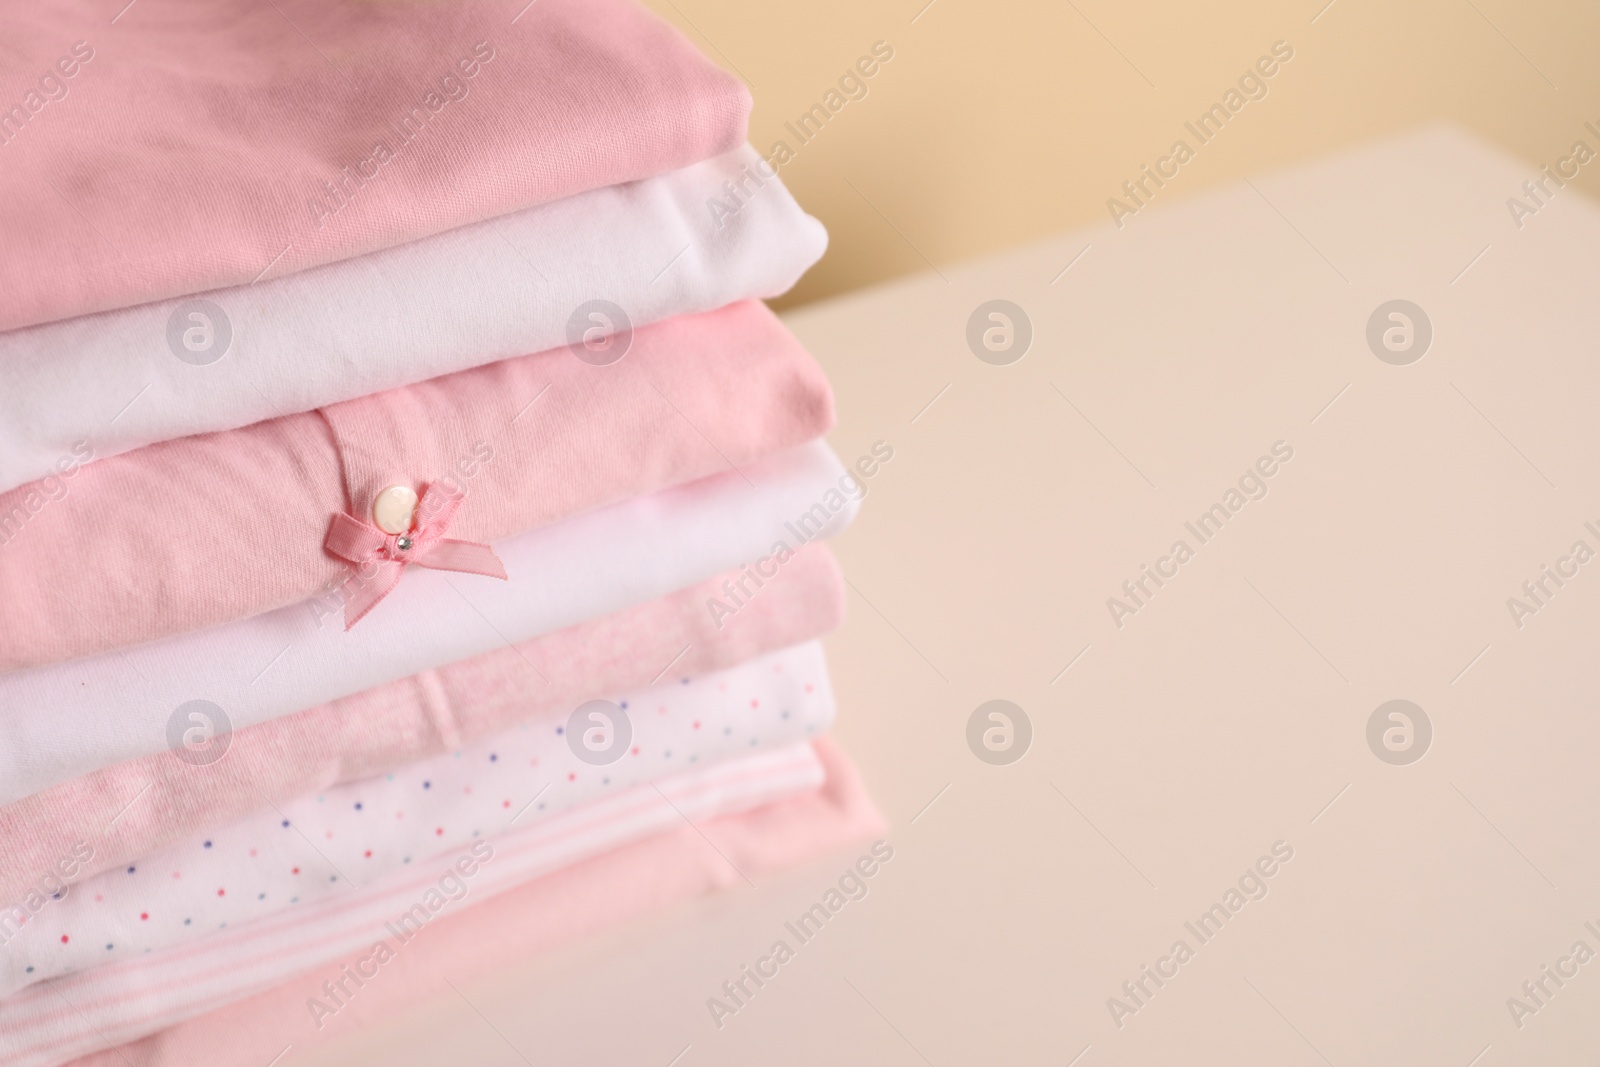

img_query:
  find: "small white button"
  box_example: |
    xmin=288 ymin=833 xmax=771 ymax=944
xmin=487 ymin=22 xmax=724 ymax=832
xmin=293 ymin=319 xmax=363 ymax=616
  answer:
xmin=372 ymin=485 xmax=418 ymax=535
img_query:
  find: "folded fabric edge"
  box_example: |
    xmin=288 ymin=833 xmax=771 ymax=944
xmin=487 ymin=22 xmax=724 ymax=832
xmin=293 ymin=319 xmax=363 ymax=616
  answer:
xmin=0 ymin=144 xmax=826 ymax=498
xmin=0 ymin=438 xmax=859 ymax=806
xmin=0 ymin=640 xmax=837 ymax=999
xmin=56 ymin=738 xmax=882 ymax=1067
xmin=0 ymin=544 xmax=846 ymax=906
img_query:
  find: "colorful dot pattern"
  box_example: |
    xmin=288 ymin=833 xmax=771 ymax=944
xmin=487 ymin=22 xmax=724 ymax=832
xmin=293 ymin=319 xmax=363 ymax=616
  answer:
xmin=0 ymin=642 xmax=831 ymax=994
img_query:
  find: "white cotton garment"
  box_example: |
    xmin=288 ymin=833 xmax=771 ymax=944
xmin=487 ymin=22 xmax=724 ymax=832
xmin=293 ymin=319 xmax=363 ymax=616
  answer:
xmin=0 ymin=144 xmax=823 ymax=496
xmin=0 ymin=440 xmax=858 ymax=807
xmin=0 ymin=641 xmax=834 ymax=998
xmin=0 ymin=742 xmax=827 ymax=1067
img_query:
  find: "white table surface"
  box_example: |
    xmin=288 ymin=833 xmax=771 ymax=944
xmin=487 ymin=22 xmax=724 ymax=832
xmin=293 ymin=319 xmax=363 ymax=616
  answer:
xmin=317 ymin=124 xmax=1600 ymax=1066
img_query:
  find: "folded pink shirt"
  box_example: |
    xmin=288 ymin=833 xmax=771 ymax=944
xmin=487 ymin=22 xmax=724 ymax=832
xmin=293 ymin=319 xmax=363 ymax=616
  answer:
xmin=0 ymin=300 xmax=832 ymax=670
xmin=59 ymin=739 xmax=883 ymax=1067
xmin=0 ymin=0 xmax=749 ymax=331
xmin=0 ymin=544 xmax=845 ymax=906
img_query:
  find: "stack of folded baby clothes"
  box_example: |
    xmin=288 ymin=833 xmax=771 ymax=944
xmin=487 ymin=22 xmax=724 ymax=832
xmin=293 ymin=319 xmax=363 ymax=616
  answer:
xmin=0 ymin=2 xmax=882 ymax=1064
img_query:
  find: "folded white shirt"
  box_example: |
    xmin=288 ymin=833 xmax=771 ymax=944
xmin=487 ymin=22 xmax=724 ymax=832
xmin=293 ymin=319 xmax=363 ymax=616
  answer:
xmin=0 ymin=641 xmax=834 ymax=997
xmin=0 ymin=144 xmax=824 ymax=495
xmin=0 ymin=440 xmax=857 ymax=806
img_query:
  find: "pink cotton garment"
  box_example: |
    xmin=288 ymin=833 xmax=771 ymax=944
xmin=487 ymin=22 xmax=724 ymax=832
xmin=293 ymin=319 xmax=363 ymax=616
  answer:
xmin=0 ymin=441 xmax=858 ymax=804
xmin=0 ymin=301 xmax=833 ymax=671
xmin=1 ymin=642 xmax=834 ymax=996
xmin=0 ymin=544 xmax=845 ymax=909
xmin=0 ymin=144 xmax=826 ymax=498
xmin=1 ymin=742 xmax=860 ymax=1067
xmin=0 ymin=0 xmax=749 ymax=332
xmin=59 ymin=739 xmax=882 ymax=1067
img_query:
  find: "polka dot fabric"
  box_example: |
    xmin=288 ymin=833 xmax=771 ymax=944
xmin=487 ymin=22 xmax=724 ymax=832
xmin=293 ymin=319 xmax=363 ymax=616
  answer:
xmin=0 ymin=642 xmax=832 ymax=996
xmin=0 ymin=742 xmax=833 ymax=1067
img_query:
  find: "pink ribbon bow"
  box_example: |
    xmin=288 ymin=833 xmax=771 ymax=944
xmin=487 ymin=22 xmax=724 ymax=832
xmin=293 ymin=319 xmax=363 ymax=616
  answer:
xmin=324 ymin=483 xmax=507 ymax=629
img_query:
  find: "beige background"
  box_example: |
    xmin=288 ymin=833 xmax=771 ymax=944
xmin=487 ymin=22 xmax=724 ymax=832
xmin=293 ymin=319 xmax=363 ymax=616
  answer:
xmin=643 ymin=0 xmax=1600 ymax=309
